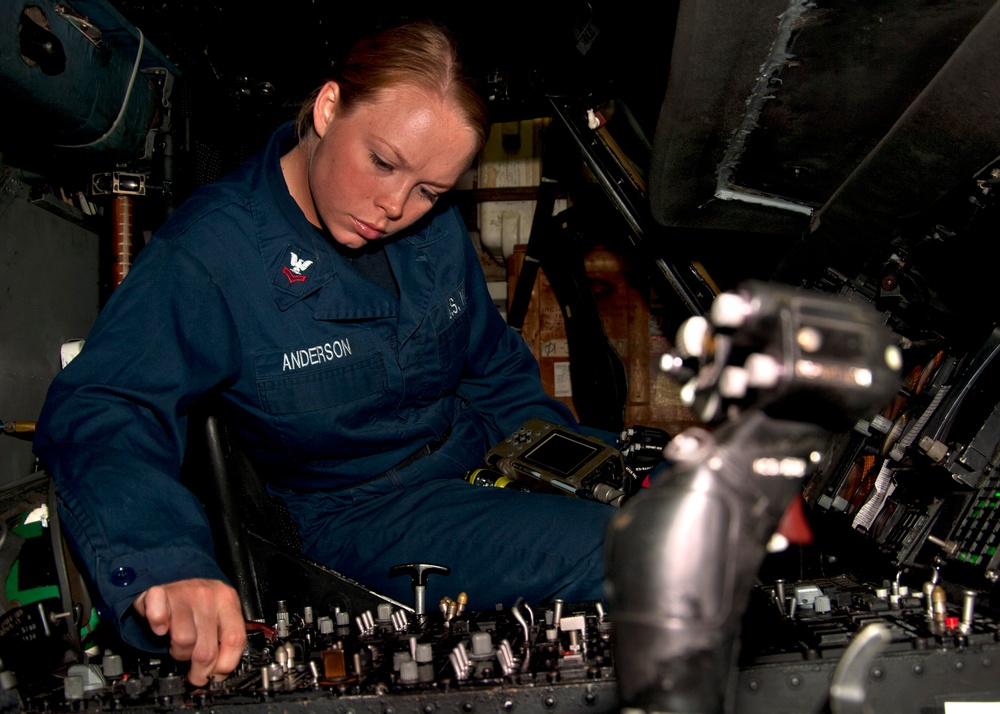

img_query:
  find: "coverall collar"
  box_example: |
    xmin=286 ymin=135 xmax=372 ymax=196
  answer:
xmin=251 ymin=122 xmax=452 ymax=327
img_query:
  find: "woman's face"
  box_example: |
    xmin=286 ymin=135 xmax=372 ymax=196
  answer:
xmin=303 ymin=81 xmax=479 ymax=249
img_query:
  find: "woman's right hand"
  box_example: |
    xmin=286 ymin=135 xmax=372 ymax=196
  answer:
xmin=133 ymin=578 xmax=247 ymax=685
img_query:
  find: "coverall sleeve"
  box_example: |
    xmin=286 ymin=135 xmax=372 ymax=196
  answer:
xmin=33 ymin=238 xmax=243 ymax=651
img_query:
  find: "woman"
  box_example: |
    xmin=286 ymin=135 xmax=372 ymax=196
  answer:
xmin=34 ymin=20 xmax=615 ymax=685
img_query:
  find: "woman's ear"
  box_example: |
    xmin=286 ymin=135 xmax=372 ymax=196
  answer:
xmin=312 ymin=80 xmax=340 ymax=139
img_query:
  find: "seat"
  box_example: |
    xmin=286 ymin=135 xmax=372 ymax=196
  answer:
xmin=180 ymin=411 xmax=410 ymax=623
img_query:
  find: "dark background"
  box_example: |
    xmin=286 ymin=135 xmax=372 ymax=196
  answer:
xmin=4 ymin=0 xmax=1000 ymax=340
xmin=102 ymin=2 xmax=676 ymax=179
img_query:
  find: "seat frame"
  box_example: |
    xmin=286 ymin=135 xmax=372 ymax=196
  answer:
xmin=181 ymin=412 xmax=411 ymax=622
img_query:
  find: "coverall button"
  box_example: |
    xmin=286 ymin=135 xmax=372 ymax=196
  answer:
xmin=110 ymin=566 xmax=136 ymax=587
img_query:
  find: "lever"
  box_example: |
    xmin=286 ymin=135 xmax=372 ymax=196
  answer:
xmin=388 ymin=563 xmax=450 ymax=621
xmin=829 ymin=623 xmax=892 ymax=714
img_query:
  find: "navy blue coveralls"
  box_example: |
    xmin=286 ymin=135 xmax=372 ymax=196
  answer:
xmin=34 ymin=123 xmax=614 ymax=651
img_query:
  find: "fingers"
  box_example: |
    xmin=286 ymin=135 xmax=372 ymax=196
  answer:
xmin=133 ymin=579 xmax=247 ymax=686
xmin=214 ymin=588 xmax=249 ymax=676
xmin=133 ymin=585 xmax=171 ymax=636
xmin=186 ymin=585 xmax=247 ymax=684
xmin=167 ymin=595 xmax=200 ymax=667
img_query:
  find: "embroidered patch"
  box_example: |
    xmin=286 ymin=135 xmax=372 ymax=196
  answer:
xmin=284 ymin=250 xmax=313 ymax=282
xmin=272 ymin=246 xmax=319 ymax=299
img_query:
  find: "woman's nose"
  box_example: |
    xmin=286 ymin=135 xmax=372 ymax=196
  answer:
xmin=377 ymin=183 xmax=407 ymax=220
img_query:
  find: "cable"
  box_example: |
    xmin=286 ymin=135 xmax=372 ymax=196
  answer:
xmin=55 ymin=29 xmax=146 ymax=149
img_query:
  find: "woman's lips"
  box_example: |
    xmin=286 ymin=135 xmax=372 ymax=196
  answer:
xmin=353 ymin=217 xmax=386 ymax=240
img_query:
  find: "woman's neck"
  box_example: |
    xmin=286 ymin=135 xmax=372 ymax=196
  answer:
xmin=280 ymin=140 xmax=321 ymax=228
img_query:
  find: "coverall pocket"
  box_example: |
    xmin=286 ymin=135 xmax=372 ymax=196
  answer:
xmin=256 ymin=352 xmax=386 ymax=415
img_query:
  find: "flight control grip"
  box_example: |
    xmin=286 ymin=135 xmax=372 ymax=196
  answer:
xmin=605 ymin=414 xmax=830 ymax=713
xmin=605 ymin=280 xmax=902 ymax=714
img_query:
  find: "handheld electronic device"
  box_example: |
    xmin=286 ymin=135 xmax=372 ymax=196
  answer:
xmin=483 ymin=419 xmax=628 ymax=506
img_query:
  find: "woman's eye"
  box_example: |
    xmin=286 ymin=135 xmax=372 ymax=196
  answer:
xmin=370 ymin=153 xmax=393 ymax=171
xmin=419 ymin=187 xmax=440 ymax=204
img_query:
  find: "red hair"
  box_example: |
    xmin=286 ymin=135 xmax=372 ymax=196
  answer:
xmin=296 ymin=20 xmax=489 ymax=152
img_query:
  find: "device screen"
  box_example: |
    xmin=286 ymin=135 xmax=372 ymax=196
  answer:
xmin=521 ymin=432 xmax=600 ymax=477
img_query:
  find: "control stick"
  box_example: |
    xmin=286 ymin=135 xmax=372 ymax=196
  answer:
xmin=605 ymin=281 xmax=901 ymax=713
